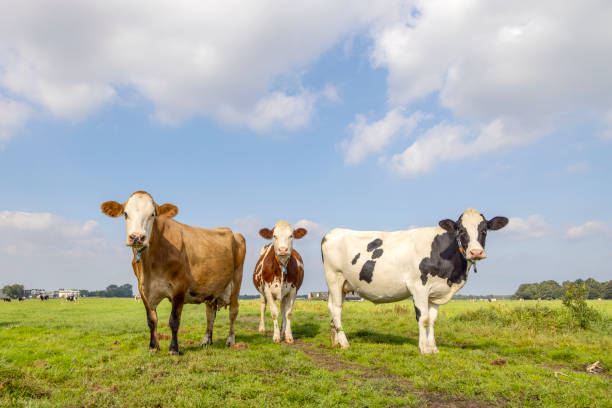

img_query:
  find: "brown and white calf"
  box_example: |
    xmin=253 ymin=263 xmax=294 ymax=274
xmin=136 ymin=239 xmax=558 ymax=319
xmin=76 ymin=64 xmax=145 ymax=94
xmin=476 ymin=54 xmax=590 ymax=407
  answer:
xmin=253 ymin=221 xmax=306 ymax=343
xmin=101 ymin=191 xmax=246 ymax=354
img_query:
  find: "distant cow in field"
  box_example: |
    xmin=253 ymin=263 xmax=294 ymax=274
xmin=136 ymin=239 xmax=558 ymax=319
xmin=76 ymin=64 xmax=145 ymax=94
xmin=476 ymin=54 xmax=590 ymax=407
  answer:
xmin=321 ymin=208 xmax=508 ymax=354
xmin=2 ymin=297 xmax=10 ymax=302
xmin=66 ymin=295 xmax=75 ymax=302
xmin=101 ymin=191 xmax=246 ymax=354
xmin=135 ymin=295 xmax=141 ymax=302
xmin=40 ymin=295 xmax=49 ymax=301
xmin=253 ymin=221 xmax=306 ymax=343
xmin=18 ymin=297 xmax=25 ymax=302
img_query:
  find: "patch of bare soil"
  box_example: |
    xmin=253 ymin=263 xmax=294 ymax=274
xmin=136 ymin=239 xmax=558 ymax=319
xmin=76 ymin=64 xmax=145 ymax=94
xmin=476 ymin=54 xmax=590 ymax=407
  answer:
xmin=230 ymin=342 xmax=249 ymax=350
xmin=292 ymin=340 xmax=501 ymax=408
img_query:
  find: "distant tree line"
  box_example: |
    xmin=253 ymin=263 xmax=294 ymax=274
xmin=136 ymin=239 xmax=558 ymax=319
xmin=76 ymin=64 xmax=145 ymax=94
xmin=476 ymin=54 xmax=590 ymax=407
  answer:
xmin=2 ymin=284 xmax=24 ymax=298
xmin=80 ymin=284 xmax=133 ymax=298
xmin=514 ymin=278 xmax=612 ymax=300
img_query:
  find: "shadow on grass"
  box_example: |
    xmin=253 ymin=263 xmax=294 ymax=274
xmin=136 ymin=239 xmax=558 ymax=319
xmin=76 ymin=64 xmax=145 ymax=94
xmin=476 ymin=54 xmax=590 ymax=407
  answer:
xmin=0 ymin=321 xmax=18 ymax=327
xmin=291 ymin=321 xmax=320 ymax=339
xmin=352 ymin=329 xmax=418 ymax=346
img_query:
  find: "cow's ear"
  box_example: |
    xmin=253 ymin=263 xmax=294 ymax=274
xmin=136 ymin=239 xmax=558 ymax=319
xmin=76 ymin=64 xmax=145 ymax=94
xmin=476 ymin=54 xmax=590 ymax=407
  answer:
xmin=487 ymin=216 xmax=508 ymax=230
xmin=158 ymin=203 xmax=178 ymax=218
xmin=293 ymin=228 xmax=307 ymax=239
xmin=259 ymin=228 xmax=274 ymax=239
xmin=101 ymin=201 xmax=124 ymax=218
xmin=438 ymin=219 xmax=456 ymax=233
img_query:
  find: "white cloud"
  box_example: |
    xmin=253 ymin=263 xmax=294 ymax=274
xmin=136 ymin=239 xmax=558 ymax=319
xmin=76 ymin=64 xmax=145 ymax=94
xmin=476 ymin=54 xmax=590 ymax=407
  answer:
xmin=366 ymin=0 xmax=612 ymax=174
xmin=502 ymin=215 xmax=550 ymax=239
xmin=600 ymin=109 xmax=612 ymax=140
xmin=0 ymin=96 xmax=31 ymax=142
xmin=389 ymin=118 xmax=537 ymax=176
xmin=219 ymin=86 xmax=338 ymax=133
xmin=0 ymin=1 xmax=403 ymax=137
xmin=232 ymin=215 xmax=262 ymax=238
xmin=294 ymin=219 xmax=328 ymax=239
xmin=566 ymin=162 xmax=591 ymax=174
xmin=342 ymin=109 xmax=425 ymax=164
xmin=564 ymin=221 xmax=607 ymax=240
xmin=0 ymin=210 xmax=111 ymax=257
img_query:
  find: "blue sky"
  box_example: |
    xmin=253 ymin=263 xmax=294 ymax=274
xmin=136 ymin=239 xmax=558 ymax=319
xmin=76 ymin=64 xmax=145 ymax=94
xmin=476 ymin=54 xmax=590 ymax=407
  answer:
xmin=1 ymin=1 xmax=611 ymax=295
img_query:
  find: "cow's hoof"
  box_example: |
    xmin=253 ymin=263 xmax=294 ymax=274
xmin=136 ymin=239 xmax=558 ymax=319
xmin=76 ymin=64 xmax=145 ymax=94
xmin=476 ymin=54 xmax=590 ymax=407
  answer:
xmin=340 ymin=343 xmax=350 ymax=349
xmin=272 ymin=336 xmax=281 ymax=343
xmin=225 ymin=335 xmax=235 ymax=347
xmin=149 ymin=347 xmax=159 ymax=353
xmin=258 ymin=325 xmax=265 ymax=333
xmin=168 ymin=350 xmax=180 ymax=356
xmin=201 ymin=337 xmax=212 ymax=347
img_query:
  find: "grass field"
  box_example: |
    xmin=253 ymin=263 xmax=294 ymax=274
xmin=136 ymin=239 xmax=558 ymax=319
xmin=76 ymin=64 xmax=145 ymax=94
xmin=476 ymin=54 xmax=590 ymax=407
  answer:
xmin=0 ymin=298 xmax=610 ymax=408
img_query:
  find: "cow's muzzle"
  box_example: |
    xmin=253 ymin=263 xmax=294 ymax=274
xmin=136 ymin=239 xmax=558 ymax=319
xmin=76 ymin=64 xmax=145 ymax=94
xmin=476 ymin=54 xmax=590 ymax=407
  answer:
xmin=468 ymin=248 xmax=486 ymax=261
xmin=127 ymin=233 xmax=147 ymax=247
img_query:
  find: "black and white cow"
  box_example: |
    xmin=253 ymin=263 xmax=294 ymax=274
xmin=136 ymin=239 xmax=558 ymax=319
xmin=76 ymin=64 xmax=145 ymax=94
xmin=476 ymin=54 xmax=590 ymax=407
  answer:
xmin=321 ymin=208 xmax=508 ymax=354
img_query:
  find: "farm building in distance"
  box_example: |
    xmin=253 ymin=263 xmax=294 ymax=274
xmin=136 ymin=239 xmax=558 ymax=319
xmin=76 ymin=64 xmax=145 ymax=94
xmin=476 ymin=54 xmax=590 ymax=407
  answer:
xmin=308 ymin=291 xmax=362 ymax=301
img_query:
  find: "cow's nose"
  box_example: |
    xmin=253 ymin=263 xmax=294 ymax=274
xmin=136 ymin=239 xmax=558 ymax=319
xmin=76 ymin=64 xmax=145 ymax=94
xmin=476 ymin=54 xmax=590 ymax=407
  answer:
xmin=469 ymin=249 xmax=485 ymax=259
xmin=277 ymin=247 xmax=289 ymax=255
xmin=129 ymin=234 xmax=145 ymax=244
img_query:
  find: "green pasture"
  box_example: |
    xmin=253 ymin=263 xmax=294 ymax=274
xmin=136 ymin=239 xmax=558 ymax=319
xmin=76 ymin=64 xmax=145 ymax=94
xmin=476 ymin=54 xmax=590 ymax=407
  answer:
xmin=0 ymin=298 xmax=610 ymax=407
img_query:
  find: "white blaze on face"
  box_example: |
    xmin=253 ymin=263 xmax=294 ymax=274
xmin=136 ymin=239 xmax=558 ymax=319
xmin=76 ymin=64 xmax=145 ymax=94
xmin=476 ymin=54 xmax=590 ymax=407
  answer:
xmin=123 ymin=193 xmax=156 ymax=247
xmin=272 ymin=221 xmax=294 ymax=263
xmin=459 ymin=208 xmax=487 ymax=260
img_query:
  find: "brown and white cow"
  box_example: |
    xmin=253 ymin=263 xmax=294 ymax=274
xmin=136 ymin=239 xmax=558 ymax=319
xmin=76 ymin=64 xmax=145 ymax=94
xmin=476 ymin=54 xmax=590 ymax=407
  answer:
xmin=253 ymin=221 xmax=306 ymax=343
xmin=101 ymin=191 xmax=246 ymax=354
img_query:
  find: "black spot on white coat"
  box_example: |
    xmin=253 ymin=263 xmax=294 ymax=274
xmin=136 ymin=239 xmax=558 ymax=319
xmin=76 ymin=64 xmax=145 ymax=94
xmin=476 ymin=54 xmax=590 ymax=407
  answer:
xmin=359 ymin=260 xmax=376 ymax=283
xmin=414 ymin=304 xmax=421 ymax=322
xmin=367 ymin=239 xmax=383 ymax=252
xmin=351 ymin=253 xmax=360 ymax=265
xmin=371 ymin=248 xmax=383 ymax=259
xmin=418 ymin=232 xmax=467 ymax=287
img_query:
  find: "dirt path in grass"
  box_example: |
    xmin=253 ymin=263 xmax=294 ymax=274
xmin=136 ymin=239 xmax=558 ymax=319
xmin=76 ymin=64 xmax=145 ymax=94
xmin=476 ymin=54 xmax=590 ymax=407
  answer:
xmin=290 ymin=339 xmax=501 ymax=408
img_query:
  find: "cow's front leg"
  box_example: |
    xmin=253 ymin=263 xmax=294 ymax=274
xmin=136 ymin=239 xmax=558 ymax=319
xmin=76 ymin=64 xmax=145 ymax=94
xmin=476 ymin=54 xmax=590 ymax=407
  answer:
xmin=168 ymin=296 xmax=184 ymax=355
xmin=264 ymin=287 xmax=280 ymax=343
xmin=426 ymin=303 xmax=439 ymax=353
xmin=414 ymin=297 xmax=433 ymax=354
xmin=201 ymin=303 xmax=216 ymax=346
xmin=258 ymin=294 xmax=266 ymax=333
xmin=145 ymin=306 xmax=159 ymax=352
xmin=281 ymin=292 xmax=296 ymax=344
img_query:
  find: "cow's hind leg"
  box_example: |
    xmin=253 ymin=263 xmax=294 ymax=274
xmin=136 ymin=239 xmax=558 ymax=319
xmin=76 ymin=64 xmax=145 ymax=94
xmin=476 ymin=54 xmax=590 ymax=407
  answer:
xmin=201 ymin=303 xmax=216 ymax=346
xmin=414 ymin=296 xmax=433 ymax=354
xmin=168 ymin=296 xmax=184 ymax=355
xmin=426 ymin=303 xmax=439 ymax=353
xmin=258 ymin=294 xmax=266 ymax=333
xmin=226 ymin=296 xmax=239 ymax=347
xmin=326 ymin=271 xmax=349 ymax=348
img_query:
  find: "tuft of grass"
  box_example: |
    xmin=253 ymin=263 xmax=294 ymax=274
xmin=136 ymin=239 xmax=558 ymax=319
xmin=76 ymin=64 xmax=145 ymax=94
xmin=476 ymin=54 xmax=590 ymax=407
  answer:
xmin=453 ymin=303 xmax=610 ymax=332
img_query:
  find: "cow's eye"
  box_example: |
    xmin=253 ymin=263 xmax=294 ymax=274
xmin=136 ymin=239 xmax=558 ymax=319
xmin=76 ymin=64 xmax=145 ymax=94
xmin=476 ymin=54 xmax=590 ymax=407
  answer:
xmin=273 ymin=235 xmax=277 ymax=239
xmin=123 ymin=213 xmax=128 ymax=219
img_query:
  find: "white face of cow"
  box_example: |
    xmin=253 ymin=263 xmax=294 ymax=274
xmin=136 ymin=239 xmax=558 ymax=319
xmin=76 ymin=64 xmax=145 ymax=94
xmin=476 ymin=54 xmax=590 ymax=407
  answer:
xmin=259 ymin=221 xmax=307 ymax=264
xmin=101 ymin=191 xmax=178 ymax=249
xmin=439 ymin=208 xmax=508 ymax=262
xmin=122 ymin=193 xmax=156 ymax=247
